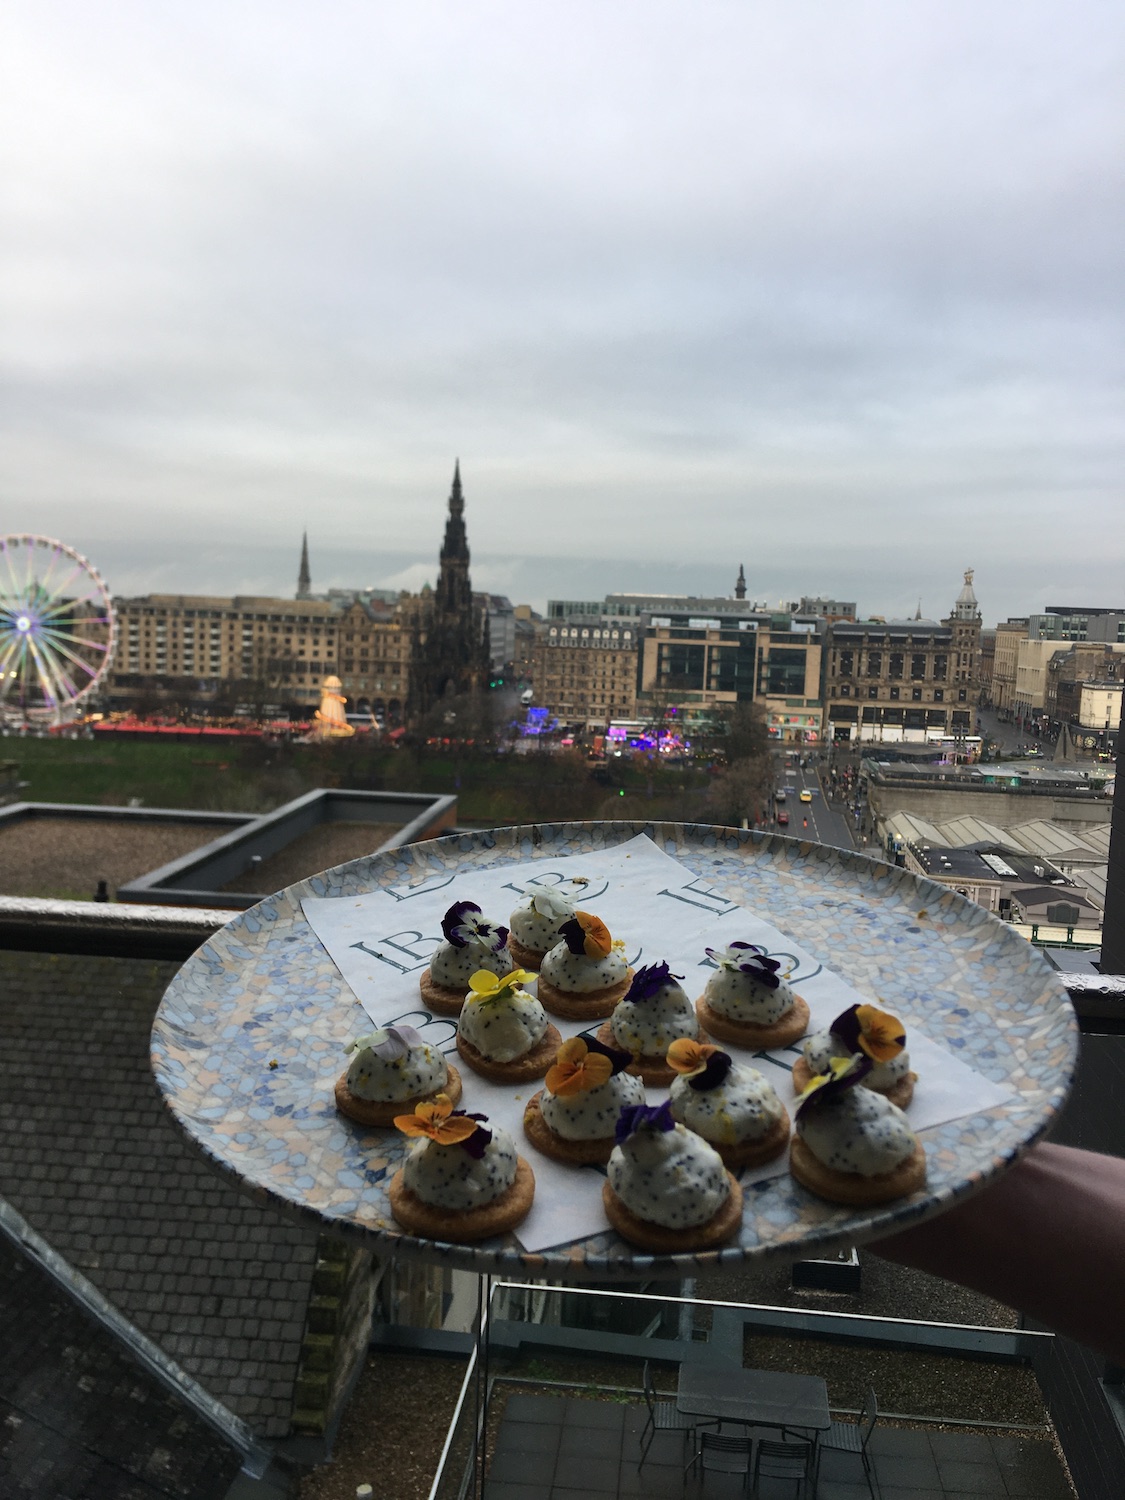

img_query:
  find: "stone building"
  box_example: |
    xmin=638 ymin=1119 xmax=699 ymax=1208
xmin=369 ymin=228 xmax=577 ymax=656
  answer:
xmin=992 ymin=618 xmax=1028 ymax=713
xmin=335 ymin=597 xmax=413 ymax=723
xmin=108 ymin=589 xmax=415 ymax=721
xmin=533 ymin=616 xmax=639 ymax=729
xmin=109 ymin=593 xmax=341 ymax=714
xmin=822 ymin=571 xmax=981 ymax=745
xmin=1045 ymin=644 xmax=1125 ymax=726
xmin=407 ymin=463 xmax=491 ymax=720
xmin=634 ymin=609 xmax=824 ymax=744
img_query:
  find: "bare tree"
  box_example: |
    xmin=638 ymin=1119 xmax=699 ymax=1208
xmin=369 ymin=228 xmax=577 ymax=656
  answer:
xmin=705 ymin=754 xmax=774 ymax=828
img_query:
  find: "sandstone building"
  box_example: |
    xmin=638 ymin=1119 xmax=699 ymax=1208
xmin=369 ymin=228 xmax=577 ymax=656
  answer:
xmin=822 ymin=571 xmax=982 ymax=745
xmin=533 ymin=616 xmax=639 ymax=728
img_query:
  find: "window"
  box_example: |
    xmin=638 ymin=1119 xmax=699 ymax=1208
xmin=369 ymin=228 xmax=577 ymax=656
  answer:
xmin=933 ymin=688 xmax=944 ymax=702
xmin=958 ymin=688 xmax=968 ymax=701
xmin=868 ymin=686 xmax=879 ymax=699
xmin=911 ymin=654 xmax=926 ymax=679
xmin=657 ymin=642 xmax=705 ymax=688
xmin=866 ymin=651 xmax=882 ymax=677
xmin=889 ymin=686 xmax=900 ymax=700
xmin=889 ymin=653 xmax=904 ymax=679
xmin=911 ymin=687 xmax=923 ymax=701
xmin=764 ymin=648 xmax=807 ymax=696
xmin=839 ymin=684 xmax=850 ymax=697
xmin=933 ymin=654 xmax=947 ymax=680
xmin=1046 ymin=902 xmax=1081 ymax=926
xmin=839 ymin=650 xmax=854 ymax=677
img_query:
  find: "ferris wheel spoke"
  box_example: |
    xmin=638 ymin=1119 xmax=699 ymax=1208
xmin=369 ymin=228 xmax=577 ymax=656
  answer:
xmin=35 ymin=632 xmax=100 ymax=682
xmin=24 ymin=639 xmax=62 ymax=708
xmin=25 ymin=628 xmax=73 ymax=708
xmin=1 ymin=543 xmax=25 ymax=608
xmin=0 ymin=634 xmax=23 ymax=678
xmin=38 ymin=576 xmax=103 ymax=619
xmin=29 ymin=636 xmax=80 ymax=707
xmin=38 ymin=621 xmax=111 ymax=651
xmin=35 ymin=541 xmax=66 ymax=600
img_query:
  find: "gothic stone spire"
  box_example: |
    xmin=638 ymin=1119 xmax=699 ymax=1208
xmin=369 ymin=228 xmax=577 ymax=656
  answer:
xmin=411 ymin=463 xmax=488 ymax=720
xmin=735 ymin=563 xmax=746 ymax=601
xmin=297 ymin=531 xmax=311 ymax=600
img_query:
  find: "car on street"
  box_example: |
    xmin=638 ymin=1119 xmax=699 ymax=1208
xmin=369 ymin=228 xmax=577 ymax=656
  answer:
xmin=799 ymin=789 xmax=813 ymax=803
xmin=775 ymin=789 xmax=787 ymax=803
xmin=777 ymin=809 xmax=790 ymax=826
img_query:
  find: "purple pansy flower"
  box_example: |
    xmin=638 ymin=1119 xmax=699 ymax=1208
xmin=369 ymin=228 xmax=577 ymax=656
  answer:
xmin=441 ymin=900 xmax=508 ymax=951
xmin=615 ymin=1099 xmax=676 ymax=1144
xmin=579 ymin=1030 xmax=632 ymax=1077
xmin=558 ymin=915 xmax=587 ymax=955
xmin=706 ymin=942 xmax=782 ymax=990
xmin=688 ymin=1049 xmax=734 ymax=1092
xmin=451 ymin=1109 xmax=494 ymax=1158
xmin=625 ymin=961 xmax=684 ymax=1004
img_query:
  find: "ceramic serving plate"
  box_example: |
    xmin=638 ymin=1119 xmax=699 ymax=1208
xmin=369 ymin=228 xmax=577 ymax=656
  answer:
xmin=151 ymin=821 xmax=1078 ymax=1281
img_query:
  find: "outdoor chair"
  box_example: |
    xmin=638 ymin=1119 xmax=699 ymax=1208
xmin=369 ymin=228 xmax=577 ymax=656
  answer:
xmin=815 ymin=1386 xmax=878 ymax=1496
xmin=751 ymin=1437 xmax=814 ymax=1498
xmin=686 ymin=1428 xmax=754 ymax=1486
xmin=639 ymin=1359 xmax=696 ymax=1466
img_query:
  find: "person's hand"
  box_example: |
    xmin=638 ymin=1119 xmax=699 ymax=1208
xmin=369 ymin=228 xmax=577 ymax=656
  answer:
xmin=871 ymin=1142 xmax=1125 ymax=1363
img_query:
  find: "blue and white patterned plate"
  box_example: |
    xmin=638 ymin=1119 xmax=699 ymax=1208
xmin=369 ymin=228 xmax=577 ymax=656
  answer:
xmin=151 ymin=821 xmax=1078 ymax=1281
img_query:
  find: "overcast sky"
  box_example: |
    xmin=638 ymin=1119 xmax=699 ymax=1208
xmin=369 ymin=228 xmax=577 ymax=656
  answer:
xmin=3 ymin=1 xmax=1123 ymax=624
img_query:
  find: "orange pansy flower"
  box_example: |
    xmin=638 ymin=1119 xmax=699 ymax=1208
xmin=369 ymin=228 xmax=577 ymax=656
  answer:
xmin=666 ymin=1038 xmax=722 ymax=1077
xmin=394 ymin=1093 xmax=479 ymax=1146
xmin=546 ymin=1037 xmax=613 ymax=1097
xmin=855 ymin=1004 xmax=906 ymax=1063
xmin=575 ymin=911 xmax=612 ymax=959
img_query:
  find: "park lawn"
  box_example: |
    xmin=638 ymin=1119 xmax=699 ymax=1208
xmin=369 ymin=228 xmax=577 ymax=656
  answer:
xmin=4 ymin=736 xmax=709 ymax=823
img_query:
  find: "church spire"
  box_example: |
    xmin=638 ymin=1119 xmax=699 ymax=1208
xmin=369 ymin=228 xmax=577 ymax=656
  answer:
xmin=441 ymin=460 xmax=469 ymax=565
xmin=297 ymin=531 xmax=311 ymax=600
xmin=734 ymin=564 xmax=746 ymax=601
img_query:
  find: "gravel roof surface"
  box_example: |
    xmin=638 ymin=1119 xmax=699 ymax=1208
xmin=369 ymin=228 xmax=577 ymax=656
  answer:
xmin=0 ymin=815 xmax=232 ymax=899
xmin=221 ymin=821 xmax=401 ymax=893
xmin=297 ymin=1352 xmax=467 ymax=1500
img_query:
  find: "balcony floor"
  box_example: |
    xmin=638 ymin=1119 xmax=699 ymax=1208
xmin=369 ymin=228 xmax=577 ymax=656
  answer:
xmin=483 ymin=1394 xmax=1074 ymax=1500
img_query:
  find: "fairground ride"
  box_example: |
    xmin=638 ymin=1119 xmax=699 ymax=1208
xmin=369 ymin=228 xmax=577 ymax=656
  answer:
xmin=0 ymin=534 xmax=117 ymax=727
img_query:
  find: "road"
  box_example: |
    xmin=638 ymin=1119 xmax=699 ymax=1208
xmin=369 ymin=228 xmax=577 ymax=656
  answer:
xmin=765 ymin=752 xmax=865 ymax=855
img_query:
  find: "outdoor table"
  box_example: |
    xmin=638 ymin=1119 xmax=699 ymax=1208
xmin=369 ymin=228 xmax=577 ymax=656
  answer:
xmin=676 ymin=1362 xmax=831 ymax=1436
xmin=149 ymin=819 xmax=1074 ymax=1500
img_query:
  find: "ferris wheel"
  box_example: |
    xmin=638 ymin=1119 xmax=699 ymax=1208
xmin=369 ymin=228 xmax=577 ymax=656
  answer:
xmin=0 ymin=535 xmax=117 ymax=726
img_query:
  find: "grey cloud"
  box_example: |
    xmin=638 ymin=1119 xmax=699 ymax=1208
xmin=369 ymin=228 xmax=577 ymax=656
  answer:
xmin=2 ymin=1 xmax=1123 ymax=628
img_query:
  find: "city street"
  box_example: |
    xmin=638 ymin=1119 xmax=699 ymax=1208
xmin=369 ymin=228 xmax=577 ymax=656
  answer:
xmin=765 ymin=751 xmax=864 ymax=854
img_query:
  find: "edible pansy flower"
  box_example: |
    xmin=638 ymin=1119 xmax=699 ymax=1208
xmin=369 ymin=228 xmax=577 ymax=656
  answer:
xmin=394 ymin=1095 xmax=493 ymax=1157
xmin=580 ymin=1031 xmax=632 ymax=1075
xmin=466 ymin=968 xmax=535 ymax=1004
xmin=394 ymin=1093 xmax=477 ymax=1145
xmin=346 ymin=1024 xmax=424 ymax=1060
xmin=559 ymin=911 xmax=612 ymax=959
xmin=626 ymin=961 xmax=684 ymax=1003
xmin=526 ymin=887 xmax=576 ymax=922
xmin=705 ymin=942 xmax=782 ymax=989
xmin=831 ymin=1003 xmax=906 ymax=1064
xmin=794 ymin=1053 xmax=873 ymax=1119
xmin=454 ymin=1110 xmax=493 ymax=1159
xmin=441 ymin=900 xmax=509 ymax=951
xmin=545 ymin=1037 xmax=614 ymax=1097
xmin=615 ymin=1098 xmax=676 ymax=1144
xmin=666 ymin=1038 xmax=734 ymax=1092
